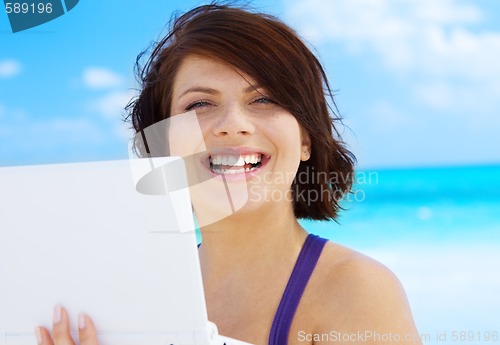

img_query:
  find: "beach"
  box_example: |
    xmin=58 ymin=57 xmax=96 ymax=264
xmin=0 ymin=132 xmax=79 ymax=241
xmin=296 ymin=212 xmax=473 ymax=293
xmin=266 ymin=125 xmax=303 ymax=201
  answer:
xmin=303 ymin=164 xmax=500 ymax=344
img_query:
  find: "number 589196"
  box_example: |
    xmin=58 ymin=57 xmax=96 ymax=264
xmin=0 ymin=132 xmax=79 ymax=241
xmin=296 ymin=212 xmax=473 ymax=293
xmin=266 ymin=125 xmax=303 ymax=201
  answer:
xmin=5 ymin=2 xmax=53 ymax=14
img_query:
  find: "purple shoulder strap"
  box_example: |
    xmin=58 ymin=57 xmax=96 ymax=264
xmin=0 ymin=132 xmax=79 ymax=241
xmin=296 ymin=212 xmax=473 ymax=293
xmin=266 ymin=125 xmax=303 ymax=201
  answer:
xmin=268 ymin=234 xmax=328 ymax=345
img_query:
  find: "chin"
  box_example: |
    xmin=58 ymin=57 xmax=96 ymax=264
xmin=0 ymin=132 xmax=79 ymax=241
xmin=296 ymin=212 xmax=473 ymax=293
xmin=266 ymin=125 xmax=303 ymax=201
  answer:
xmin=189 ymin=182 xmax=250 ymax=227
xmin=193 ymin=184 xmax=292 ymax=227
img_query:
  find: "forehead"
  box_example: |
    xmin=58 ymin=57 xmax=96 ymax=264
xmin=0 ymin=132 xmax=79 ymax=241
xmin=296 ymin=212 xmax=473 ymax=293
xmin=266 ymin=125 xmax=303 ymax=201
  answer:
xmin=173 ymin=54 xmax=257 ymax=90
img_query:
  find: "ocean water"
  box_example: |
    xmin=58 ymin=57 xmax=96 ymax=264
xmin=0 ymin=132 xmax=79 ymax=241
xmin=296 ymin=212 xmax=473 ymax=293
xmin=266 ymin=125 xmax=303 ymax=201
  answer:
xmin=303 ymin=164 xmax=500 ymax=344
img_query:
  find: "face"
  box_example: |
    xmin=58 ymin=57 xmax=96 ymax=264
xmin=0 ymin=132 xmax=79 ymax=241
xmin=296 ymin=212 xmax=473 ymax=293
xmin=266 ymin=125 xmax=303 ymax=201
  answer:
xmin=168 ymin=55 xmax=310 ymax=225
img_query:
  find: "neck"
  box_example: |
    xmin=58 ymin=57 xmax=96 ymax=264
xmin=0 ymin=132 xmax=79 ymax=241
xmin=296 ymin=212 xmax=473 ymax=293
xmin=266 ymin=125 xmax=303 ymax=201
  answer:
xmin=197 ymin=202 xmax=309 ymax=283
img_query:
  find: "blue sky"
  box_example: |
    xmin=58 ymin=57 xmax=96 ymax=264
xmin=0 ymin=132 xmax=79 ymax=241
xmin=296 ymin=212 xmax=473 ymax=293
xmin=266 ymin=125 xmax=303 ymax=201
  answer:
xmin=1 ymin=0 xmax=499 ymax=168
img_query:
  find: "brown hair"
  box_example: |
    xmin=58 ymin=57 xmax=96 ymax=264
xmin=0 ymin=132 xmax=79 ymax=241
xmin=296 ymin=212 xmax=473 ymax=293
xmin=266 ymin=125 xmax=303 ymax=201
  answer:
xmin=126 ymin=3 xmax=356 ymax=221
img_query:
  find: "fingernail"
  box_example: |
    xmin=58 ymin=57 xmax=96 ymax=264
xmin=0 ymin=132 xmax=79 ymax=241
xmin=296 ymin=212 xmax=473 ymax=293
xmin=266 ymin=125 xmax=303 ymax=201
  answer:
xmin=78 ymin=313 xmax=86 ymax=330
xmin=53 ymin=305 xmax=62 ymax=324
xmin=35 ymin=327 xmax=43 ymax=345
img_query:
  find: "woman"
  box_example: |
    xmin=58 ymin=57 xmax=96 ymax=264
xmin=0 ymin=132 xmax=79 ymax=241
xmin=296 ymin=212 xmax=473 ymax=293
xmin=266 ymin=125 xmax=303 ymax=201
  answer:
xmin=37 ymin=4 xmax=421 ymax=345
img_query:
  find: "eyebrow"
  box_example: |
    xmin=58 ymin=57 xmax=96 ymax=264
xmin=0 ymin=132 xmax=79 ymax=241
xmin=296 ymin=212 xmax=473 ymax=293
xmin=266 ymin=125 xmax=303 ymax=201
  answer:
xmin=178 ymin=87 xmax=219 ymax=99
xmin=243 ymin=84 xmax=263 ymax=93
xmin=178 ymin=84 xmax=263 ymax=99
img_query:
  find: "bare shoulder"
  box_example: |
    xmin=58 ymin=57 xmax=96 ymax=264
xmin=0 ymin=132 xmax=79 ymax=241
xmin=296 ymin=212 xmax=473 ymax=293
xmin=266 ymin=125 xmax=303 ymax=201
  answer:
xmin=305 ymin=241 xmax=421 ymax=344
xmin=316 ymin=241 xmax=406 ymax=301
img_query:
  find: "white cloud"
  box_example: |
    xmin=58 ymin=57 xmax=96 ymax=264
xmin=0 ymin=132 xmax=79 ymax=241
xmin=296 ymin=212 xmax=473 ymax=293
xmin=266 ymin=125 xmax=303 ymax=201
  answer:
xmin=369 ymin=101 xmax=417 ymax=130
xmin=0 ymin=105 xmax=133 ymax=165
xmin=0 ymin=59 xmax=22 ymax=78
xmin=114 ymin=120 xmax=134 ymax=142
xmin=83 ymin=67 xmax=124 ymax=89
xmin=0 ymin=117 xmax=104 ymax=147
xmin=92 ymin=90 xmax=136 ymax=118
xmin=283 ymin=0 xmax=500 ymax=111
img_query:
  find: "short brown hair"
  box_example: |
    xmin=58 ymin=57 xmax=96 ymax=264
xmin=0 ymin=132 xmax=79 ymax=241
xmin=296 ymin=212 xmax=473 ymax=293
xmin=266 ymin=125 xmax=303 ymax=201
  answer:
xmin=126 ymin=4 xmax=356 ymax=221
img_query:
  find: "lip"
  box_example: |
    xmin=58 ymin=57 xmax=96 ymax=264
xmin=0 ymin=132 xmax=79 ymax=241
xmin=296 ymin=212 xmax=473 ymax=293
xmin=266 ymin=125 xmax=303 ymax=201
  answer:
xmin=201 ymin=147 xmax=271 ymax=181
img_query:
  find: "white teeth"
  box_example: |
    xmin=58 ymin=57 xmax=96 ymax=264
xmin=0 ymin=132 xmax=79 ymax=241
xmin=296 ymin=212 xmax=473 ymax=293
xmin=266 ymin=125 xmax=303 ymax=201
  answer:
xmin=210 ymin=153 xmax=262 ymax=166
xmin=211 ymin=166 xmax=257 ymax=175
xmin=235 ymin=156 xmax=245 ymax=166
xmin=210 ymin=155 xmax=222 ymax=165
xmin=244 ymin=154 xmax=261 ymax=164
xmin=209 ymin=152 xmax=264 ymax=176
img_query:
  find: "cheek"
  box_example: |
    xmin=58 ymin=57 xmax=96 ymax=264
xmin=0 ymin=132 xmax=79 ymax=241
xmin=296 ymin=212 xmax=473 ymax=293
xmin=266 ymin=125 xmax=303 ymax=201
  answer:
xmin=167 ymin=111 xmax=207 ymax=157
xmin=268 ymin=117 xmax=303 ymax=184
xmin=274 ymin=118 xmax=303 ymax=157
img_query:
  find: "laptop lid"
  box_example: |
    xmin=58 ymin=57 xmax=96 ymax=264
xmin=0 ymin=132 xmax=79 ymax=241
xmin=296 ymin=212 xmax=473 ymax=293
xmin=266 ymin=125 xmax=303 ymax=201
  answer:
xmin=0 ymin=158 xmax=248 ymax=345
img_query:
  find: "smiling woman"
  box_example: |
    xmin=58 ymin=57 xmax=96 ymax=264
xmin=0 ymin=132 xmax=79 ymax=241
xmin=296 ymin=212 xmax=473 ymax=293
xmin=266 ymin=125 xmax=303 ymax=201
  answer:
xmin=129 ymin=4 xmax=355 ymax=221
xmin=35 ymin=3 xmax=422 ymax=345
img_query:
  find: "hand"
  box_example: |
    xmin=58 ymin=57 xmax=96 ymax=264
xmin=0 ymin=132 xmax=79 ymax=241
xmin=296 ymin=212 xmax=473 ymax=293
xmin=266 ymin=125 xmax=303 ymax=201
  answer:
xmin=36 ymin=305 xmax=99 ymax=345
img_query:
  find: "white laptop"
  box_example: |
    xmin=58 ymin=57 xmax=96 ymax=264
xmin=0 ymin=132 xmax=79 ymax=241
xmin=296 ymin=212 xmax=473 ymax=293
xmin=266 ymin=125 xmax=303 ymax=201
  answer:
xmin=0 ymin=157 xmax=251 ymax=345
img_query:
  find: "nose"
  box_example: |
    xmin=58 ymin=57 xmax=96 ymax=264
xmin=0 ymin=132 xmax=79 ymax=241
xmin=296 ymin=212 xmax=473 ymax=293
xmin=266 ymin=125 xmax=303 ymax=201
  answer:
xmin=212 ymin=103 xmax=255 ymax=137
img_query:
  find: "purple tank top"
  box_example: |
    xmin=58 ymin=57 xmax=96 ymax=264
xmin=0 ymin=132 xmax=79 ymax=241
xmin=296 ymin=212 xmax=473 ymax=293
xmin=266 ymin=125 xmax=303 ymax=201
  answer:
xmin=268 ymin=233 xmax=328 ymax=345
xmin=199 ymin=233 xmax=327 ymax=345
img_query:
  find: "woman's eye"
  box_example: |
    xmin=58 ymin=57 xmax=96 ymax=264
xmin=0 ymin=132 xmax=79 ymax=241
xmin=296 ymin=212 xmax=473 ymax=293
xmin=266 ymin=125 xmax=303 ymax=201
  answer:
xmin=253 ymin=97 xmax=276 ymax=105
xmin=185 ymin=101 xmax=210 ymax=111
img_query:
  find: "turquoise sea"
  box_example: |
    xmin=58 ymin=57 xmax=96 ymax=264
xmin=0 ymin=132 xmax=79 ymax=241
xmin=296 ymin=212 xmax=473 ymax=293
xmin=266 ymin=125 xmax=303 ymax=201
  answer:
xmin=303 ymin=164 xmax=500 ymax=344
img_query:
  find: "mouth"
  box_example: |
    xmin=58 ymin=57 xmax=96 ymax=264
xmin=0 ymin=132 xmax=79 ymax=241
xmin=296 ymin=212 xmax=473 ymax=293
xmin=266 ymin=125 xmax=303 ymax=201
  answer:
xmin=206 ymin=149 xmax=269 ymax=176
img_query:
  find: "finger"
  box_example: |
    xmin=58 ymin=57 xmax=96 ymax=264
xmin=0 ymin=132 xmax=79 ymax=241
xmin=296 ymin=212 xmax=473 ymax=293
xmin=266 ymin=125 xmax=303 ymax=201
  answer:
xmin=51 ymin=305 xmax=75 ymax=345
xmin=78 ymin=313 xmax=99 ymax=345
xmin=35 ymin=326 xmax=54 ymax=345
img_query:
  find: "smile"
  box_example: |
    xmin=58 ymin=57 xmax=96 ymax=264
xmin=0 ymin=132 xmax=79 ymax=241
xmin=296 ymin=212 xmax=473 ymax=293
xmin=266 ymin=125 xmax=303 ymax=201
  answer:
xmin=205 ymin=148 xmax=270 ymax=178
xmin=209 ymin=153 xmax=263 ymax=174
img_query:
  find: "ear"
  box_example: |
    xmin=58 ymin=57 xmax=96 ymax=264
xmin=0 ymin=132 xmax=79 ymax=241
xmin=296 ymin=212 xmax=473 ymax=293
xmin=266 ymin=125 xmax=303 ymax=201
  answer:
xmin=300 ymin=127 xmax=311 ymax=162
